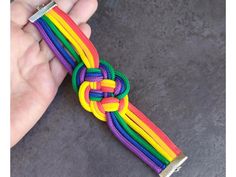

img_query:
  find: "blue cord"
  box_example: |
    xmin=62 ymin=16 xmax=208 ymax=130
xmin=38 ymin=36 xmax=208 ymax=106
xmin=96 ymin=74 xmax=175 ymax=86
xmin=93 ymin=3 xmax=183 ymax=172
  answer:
xmin=111 ymin=112 xmax=166 ymax=169
xmin=37 ymin=18 xmax=76 ymax=68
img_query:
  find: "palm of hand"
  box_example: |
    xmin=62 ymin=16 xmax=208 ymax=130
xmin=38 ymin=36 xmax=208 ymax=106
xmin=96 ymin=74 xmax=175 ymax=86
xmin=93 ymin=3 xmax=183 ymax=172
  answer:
xmin=11 ymin=0 xmax=97 ymax=146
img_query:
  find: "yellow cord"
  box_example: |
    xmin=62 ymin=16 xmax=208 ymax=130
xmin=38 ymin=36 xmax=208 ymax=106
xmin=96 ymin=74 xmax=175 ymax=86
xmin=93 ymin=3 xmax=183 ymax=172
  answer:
xmin=127 ymin=109 xmax=177 ymax=160
xmin=78 ymin=81 xmax=129 ymax=122
xmin=49 ymin=10 xmax=94 ymax=68
xmin=122 ymin=113 xmax=174 ymax=161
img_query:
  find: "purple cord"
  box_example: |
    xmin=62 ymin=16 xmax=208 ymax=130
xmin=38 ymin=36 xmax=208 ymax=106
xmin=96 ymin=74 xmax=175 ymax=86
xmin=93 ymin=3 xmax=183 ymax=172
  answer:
xmin=79 ymin=67 xmax=86 ymax=83
xmin=114 ymin=78 xmax=122 ymax=96
xmin=34 ymin=21 xmax=73 ymax=74
xmin=100 ymin=65 xmax=108 ymax=78
xmin=106 ymin=113 xmax=162 ymax=174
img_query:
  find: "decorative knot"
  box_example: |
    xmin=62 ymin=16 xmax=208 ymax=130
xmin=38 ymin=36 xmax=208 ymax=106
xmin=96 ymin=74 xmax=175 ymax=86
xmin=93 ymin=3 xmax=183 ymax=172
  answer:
xmin=72 ymin=60 xmax=130 ymax=121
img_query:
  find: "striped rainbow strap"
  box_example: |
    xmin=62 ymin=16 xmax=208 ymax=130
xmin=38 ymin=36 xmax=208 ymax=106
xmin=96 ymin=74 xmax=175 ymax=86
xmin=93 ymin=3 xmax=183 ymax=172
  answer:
xmin=29 ymin=1 xmax=187 ymax=176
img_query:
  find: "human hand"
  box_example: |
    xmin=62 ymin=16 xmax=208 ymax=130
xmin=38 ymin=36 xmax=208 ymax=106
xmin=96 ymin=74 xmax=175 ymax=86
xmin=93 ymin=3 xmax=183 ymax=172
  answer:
xmin=11 ymin=0 xmax=98 ymax=147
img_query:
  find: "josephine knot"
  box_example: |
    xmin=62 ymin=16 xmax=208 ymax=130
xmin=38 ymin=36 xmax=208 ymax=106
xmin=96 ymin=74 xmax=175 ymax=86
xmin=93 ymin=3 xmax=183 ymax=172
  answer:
xmin=72 ymin=60 xmax=130 ymax=121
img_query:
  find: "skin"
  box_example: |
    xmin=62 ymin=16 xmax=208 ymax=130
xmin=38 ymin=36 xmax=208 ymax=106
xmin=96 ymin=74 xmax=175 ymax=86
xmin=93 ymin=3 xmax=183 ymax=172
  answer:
xmin=11 ymin=0 xmax=98 ymax=147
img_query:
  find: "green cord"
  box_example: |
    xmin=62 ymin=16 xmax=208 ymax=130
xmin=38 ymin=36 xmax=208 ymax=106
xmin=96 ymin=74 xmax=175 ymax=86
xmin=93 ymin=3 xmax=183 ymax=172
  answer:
xmin=115 ymin=71 xmax=130 ymax=100
xmin=100 ymin=59 xmax=115 ymax=80
xmin=114 ymin=111 xmax=170 ymax=165
xmin=42 ymin=15 xmax=82 ymax=63
xmin=72 ymin=62 xmax=84 ymax=93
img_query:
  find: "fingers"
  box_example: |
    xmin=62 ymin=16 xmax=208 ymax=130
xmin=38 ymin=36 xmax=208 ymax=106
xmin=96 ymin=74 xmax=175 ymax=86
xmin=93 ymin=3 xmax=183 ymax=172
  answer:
xmin=55 ymin=0 xmax=77 ymax=12
xmin=11 ymin=0 xmax=78 ymax=28
xmin=11 ymin=0 xmax=34 ymax=27
xmin=77 ymin=23 xmax=92 ymax=38
xmin=11 ymin=0 xmax=50 ymax=27
xmin=49 ymin=58 xmax=67 ymax=87
xmin=50 ymin=23 xmax=91 ymax=86
xmin=69 ymin=0 xmax=98 ymax=24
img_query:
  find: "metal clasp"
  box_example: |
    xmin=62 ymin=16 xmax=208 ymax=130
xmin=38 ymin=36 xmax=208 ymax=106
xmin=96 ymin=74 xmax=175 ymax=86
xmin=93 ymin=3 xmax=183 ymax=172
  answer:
xmin=29 ymin=1 xmax=57 ymax=23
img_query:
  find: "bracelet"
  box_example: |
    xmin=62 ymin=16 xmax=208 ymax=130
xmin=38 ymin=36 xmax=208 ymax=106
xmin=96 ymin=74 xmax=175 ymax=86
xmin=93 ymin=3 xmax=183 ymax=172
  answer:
xmin=29 ymin=1 xmax=187 ymax=176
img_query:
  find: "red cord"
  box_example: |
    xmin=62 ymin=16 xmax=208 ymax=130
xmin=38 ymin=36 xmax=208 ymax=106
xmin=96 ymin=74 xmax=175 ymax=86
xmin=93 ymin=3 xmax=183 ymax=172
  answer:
xmin=128 ymin=103 xmax=182 ymax=156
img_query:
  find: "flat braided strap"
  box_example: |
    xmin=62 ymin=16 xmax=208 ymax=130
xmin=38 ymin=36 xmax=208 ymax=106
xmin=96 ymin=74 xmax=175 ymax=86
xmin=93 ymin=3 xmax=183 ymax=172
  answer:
xmin=30 ymin=2 xmax=187 ymax=176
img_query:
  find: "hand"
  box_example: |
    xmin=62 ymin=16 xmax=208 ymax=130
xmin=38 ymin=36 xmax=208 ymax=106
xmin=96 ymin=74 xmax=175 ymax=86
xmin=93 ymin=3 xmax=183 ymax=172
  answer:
xmin=11 ymin=0 xmax=98 ymax=147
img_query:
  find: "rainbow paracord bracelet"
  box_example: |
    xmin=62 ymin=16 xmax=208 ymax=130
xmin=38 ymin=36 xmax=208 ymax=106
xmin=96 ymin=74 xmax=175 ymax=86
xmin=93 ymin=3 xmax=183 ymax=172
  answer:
xmin=29 ymin=1 xmax=187 ymax=176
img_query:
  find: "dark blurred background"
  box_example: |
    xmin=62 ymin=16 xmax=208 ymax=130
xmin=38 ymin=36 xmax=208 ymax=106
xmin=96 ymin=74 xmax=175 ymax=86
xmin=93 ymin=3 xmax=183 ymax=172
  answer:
xmin=11 ymin=0 xmax=225 ymax=177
